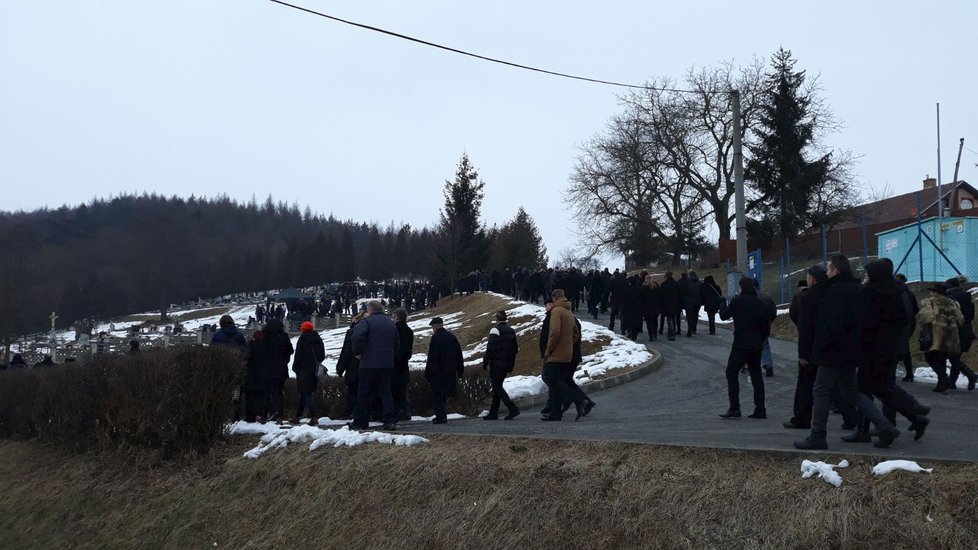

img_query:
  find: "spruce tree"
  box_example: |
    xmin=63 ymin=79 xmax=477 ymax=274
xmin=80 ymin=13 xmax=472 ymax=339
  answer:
xmin=433 ymin=153 xmax=487 ymax=291
xmin=339 ymin=227 xmax=357 ymax=281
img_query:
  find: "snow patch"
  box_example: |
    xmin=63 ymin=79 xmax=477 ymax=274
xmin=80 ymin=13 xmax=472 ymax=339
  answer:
xmin=872 ymin=460 xmax=933 ymax=476
xmin=240 ymin=424 xmax=428 ymax=459
xmin=800 ymin=459 xmax=849 ymax=487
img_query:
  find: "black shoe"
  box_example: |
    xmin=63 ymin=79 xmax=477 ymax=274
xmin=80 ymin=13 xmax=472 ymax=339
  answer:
xmin=345 ymin=422 xmax=368 ymax=430
xmin=932 ymin=384 xmax=949 ymax=393
xmin=841 ymin=431 xmax=871 ymax=443
xmin=382 ymin=422 xmax=397 ymax=431
xmin=583 ymin=399 xmax=595 ymax=417
xmin=541 ymin=415 xmax=562 ymax=422
xmin=685 ymin=333 xmax=692 ymax=337
xmin=841 ymin=422 xmax=857 ymax=430
xmin=914 ymin=405 xmax=931 ymax=416
xmin=909 ymin=416 xmax=929 ymax=441
xmin=719 ymin=409 xmax=741 ymax=419
xmin=504 ymin=410 xmax=520 ymax=420
xmin=540 ymin=407 xmax=551 ymax=416
xmin=783 ymin=420 xmax=810 ymax=429
xmin=748 ymin=410 xmax=767 ymax=419
xmin=431 ymin=418 xmax=448 ymax=425
xmin=483 ymin=414 xmax=499 ymax=421
xmin=574 ymin=401 xmax=585 ymax=421
xmin=764 ymin=365 xmax=774 ymax=377
xmin=561 ymin=401 xmax=573 ymax=414
xmin=874 ymin=427 xmax=900 ymax=448
xmin=794 ymin=437 xmax=828 ymax=450
xmin=969 ymin=375 xmax=977 ymax=391
xmin=902 ymin=371 xmax=914 ymax=382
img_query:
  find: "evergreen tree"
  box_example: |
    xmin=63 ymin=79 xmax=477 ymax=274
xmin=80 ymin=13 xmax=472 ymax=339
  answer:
xmin=746 ymin=48 xmax=836 ymax=239
xmin=432 ymin=154 xmax=487 ymax=291
xmin=363 ymin=225 xmax=387 ymax=281
xmin=339 ymin=227 xmax=357 ymax=281
xmin=488 ymin=207 xmax=548 ymax=270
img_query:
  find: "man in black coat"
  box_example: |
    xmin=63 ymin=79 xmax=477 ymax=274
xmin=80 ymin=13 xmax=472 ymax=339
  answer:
xmin=259 ymin=318 xmax=294 ymax=424
xmin=607 ymin=271 xmax=628 ymax=333
xmin=392 ymin=308 xmax=415 ymax=421
xmin=659 ymin=272 xmax=681 ymax=341
xmin=785 ymin=266 xmax=828 ymax=429
xmin=350 ymin=301 xmax=400 ymax=430
xmin=483 ymin=310 xmax=520 ymax=420
xmin=946 ymin=277 xmax=977 ymax=389
xmin=336 ymin=314 xmax=363 ymax=420
xmin=425 ymin=317 xmax=464 ymax=424
xmin=718 ymin=277 xmax=771 ymax=419
xmin=795 ymin=255 xmax=900 ymax=450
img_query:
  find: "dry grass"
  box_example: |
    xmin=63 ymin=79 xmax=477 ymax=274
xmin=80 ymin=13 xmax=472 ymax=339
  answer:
xmin=1 ymin=436 xmax=976 ymax=549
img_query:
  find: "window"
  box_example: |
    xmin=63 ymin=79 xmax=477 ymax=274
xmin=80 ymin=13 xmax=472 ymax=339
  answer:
xmin=962 ymin=198 xmax=974 ymax=210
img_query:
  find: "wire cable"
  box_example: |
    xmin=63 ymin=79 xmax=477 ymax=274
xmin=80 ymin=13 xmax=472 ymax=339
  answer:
xmin=266 ymin=0 xmax=715 ymax=94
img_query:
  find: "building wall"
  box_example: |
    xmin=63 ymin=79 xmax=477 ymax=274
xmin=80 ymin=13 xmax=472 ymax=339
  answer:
xmin=877 ymin=217 xmax=977 ymax=282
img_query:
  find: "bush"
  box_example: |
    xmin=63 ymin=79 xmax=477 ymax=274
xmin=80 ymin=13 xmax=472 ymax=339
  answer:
xmin=0 ymin=348 xmax=242 ymax=457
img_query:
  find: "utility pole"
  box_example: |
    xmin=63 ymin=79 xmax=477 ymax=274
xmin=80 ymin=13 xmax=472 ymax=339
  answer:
xmin=953 ymin=138 xmax=965 ymax=183
xmin=732 ymin=90 xmax=747 ymax=276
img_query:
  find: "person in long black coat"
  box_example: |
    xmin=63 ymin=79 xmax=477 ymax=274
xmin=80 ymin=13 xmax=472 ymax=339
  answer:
xmin=640 ymin=277 xmax=662 ymax=342
xmin=607 ymin=271 xmax=628 ymax=333
xmin=244 ymin=330 xmax=267 ymax=422
xmin=260 ymin=318 xmax=294 ymax=424
xmin=895 ymin=273 xmax=919 ymax=382
xmin=336 ymin=315 xmax=363 ymax=419
xmin=700 ymin=275 xmax=724 ymax=335
xmin=785 ymin=267 xmax=826 ymax=430
xmin=292 ymin=322 xmax=326 ymax=424
xmin=659 ymin=272 xmax=681 ymax=340
xmin=718 ymin=277 xmax=771 ymax=419
xmin=393 ymin=309 xmax=415 ymax=420
xmin=621 ymin=275 xmax=644 ymax=341
xmin=425 ymin=318 xmax=464 ymax=424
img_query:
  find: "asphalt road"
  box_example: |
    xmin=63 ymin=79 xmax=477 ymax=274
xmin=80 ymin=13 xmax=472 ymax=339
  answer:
xmin=408 ymin=311 xmax=978 ymax=463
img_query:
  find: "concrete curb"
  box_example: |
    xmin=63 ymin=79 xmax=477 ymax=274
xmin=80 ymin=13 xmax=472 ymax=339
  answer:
xmin=511 ymin=349 xmax=664 ymax=410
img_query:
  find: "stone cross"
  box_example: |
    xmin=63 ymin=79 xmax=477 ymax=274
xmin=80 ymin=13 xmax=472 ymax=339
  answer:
xmin=49 ymin=311 xmax=58 ymax=332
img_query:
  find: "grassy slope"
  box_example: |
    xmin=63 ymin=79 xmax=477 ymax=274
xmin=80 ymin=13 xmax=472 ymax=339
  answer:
xmin=1 ymin=437 xmax=976 ymax=549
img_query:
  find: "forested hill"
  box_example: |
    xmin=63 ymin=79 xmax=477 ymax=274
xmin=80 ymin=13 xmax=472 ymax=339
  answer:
xmin=0 ymin=194 xmax=435 ymax=336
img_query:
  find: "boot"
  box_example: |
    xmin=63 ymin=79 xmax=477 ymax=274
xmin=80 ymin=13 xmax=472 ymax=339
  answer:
xmin=794 ymin=436 xmax=828 ymax=450
xmin=909 ymin=416 xmax=929 ymax=441
xmin=748 ymin=409 xmax=767 ymax=419
xmin=874 ymin=427 xmax=901 ymax=448
xmin=504 ymin=409 xmax=520 ymax=420
xmin=483 ymin=413 xmax=499 ymax=420
xmin=583 ymin=399 xmax=595 ymax=417
xmin=841 ymin=430 xmax=871 ymax=443
xmin=969 ymin=374 xmax=977 ymax=391
xmin=719 ymin=409 xmax=741 ymax=419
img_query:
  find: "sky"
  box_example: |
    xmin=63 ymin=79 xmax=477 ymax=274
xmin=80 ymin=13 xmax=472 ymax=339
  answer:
xmin=2 ymin=0 xmax=977 ymax=265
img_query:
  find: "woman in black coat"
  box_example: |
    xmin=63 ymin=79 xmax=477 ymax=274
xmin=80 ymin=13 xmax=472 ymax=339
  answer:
xmin=621 ymin=275 xmax=644 ymax=341
xmin=292 ymin=322 xmax=326 ymax=424
xmin=640 ymin=277 xmax=662 ymax=342
xmin=700 ymin=275 xmax=725 ymax=335
xmin=260 ymin=318 xmax=294 ymax=424
xmin=336 ymin=315 xmax=363 ymax=419
xmin=244 ymin=331 xmax=267 ymax=423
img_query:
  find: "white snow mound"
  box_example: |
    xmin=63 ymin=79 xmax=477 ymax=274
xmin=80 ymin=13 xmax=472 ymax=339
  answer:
xmin=800 ymin=459 xmax=849 ymax=487
xmin=872 ymin=460 xmax=933 ymax=476
xmin=240 ymin=424 xmax=428 ymax=459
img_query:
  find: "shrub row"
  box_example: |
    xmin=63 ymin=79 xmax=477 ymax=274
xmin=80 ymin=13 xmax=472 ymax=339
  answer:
xmin=0 ymin=348 xmax=242 ymax=457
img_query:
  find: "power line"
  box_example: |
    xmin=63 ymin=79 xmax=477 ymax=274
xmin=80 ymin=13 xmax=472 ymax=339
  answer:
xmin=963 ymin=146 xmax=978 ymax=156
xmin=266 ymin=0 xmax=712 ymax=94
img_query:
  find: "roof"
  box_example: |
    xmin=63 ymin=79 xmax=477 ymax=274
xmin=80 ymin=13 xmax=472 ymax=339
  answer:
xmin=829 ymin=180 xmax=977 ymax=231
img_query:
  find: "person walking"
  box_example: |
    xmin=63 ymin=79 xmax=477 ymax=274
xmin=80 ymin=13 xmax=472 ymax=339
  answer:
xmin=243 ymin=329 xmax=268 ymax=423
xmin=682 ymin=271 xmax=704 ymax=337
xmin=784 ymin=266 xmax=828 ymax=430
xmin=291 ymin=321 xmax=325 ymax=425
xmin=945 ymin=277 xmax=978 ymax=390
xmin=718 ymin=277 xmax=771 ymax=419
xmin=917 ymin=283 xmax=967 ymax=393
xmin=895 ymin=273 xmax=920 ymax=382
xmin=482 ymin=311 xmax=520 ymax=420
xmin=260 ymin=318 xmax=294 ymax=424
xmin=336 ymin=314 xmax=364 ymax=420
xmin=660 ymin=272 xmax=681 ymax=341
xmin=795 ymin=255 xmax=901 ymax=450
xmin=350 ymin=300 xmax=399 ymax=430
xmin=621 ymin=275 xmax=644 ymax=341
xmin=640 ymin=276 xmax=662 ymax=342
xmin=607 ymin=271 xmax=628 ymax=333
xmin=700 ymin=275 xmax=724 ymax=335
xmin=425 ymin=317 xmax=465 ymax=424
xmin=542 ymin=289 xmax=585 ymax=421
xmin=392 ymin=308 xmax=415 ymax=421
xmin=754 ymin=280 xmax=778 ymax=377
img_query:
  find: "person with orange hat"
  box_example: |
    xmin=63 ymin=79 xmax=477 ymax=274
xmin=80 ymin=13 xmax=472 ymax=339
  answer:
xmin=292 ymin=321 xmax=326 ymax=425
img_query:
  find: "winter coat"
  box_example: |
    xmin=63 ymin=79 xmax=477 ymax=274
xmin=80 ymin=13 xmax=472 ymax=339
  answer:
xmin=757 ymin=291 xmax=777 ymax=322
xmin=425 ymin=327 xmax=464 ymax=396
xmin=211 ymin=325 xmax=247 ymax=352
xmin=608 ymin=274 xmax=628 ymax=308
xmin=8 ymin=355 xmax=27 ymax=369
xmin=292 ymin=331 xmax=326 ymax=394
xmin=859 ymin=277 xmax=909 ymax=392
xmin=395 ymin=321 xmax=414 ymax=374
xmin=546 ymin=298 xmax=577 ymax=363
xmin=700 ymin=276 xmax=724 ymax=313
xmin=336 ymin=325 xmax=361 ymax=385
xmin=640 ymin=285 xmax=662 ymax=320
xmin=660 ymin=276 xmax=681 ymax=315
xmin=917 ymin=295 xmax=964 ymax=356
xmin=244 ymin=331 xmax=267 ymax=392
xmin=621 ymin=280 xmax=644 ymax=332
xmin=351 ymin=312 xmax=399 ymax=370
xmin=947 ymin=286 xmax=976 ymax=351
xmin=681 ymin=273 xmax=703 ymax=310
xmin=719 ymin=289 xmax=771 ymax=351
xmin=484 ymin=322 xmax=519 ymax=373
xmin=793 ymin=284 xmax=826 ymax=362
xmin=539 ymin=309 xmax=552 ymax=360
xmin=810 ymin=272 xmax=863 ymax=370
xmin=260 ymin=319 xmax=294 ymax=381
xmin=895 ymin=284 xmax=919 ymax=356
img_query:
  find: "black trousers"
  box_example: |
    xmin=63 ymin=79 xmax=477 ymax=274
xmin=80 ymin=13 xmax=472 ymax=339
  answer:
xmin=244 ymin=389 xmax=265 ymax=422
xmin=563 ymin=364 xmax=588 ymax=405
xmin=489 ymin=367 xmax=517 ymax=415
xmin=880 ymin=367 xmax=924 ymax=425
xmin=925 ymin=351 xmax=950 ymax=386
xmin=725 ymin=349 xmax=765 ymax=413
xmin=949 ymin=355 xmax=976 ymax=385
xmin=609 ymin=306 xmax=621 ymax=331
xmin=706 ymin=311 xmax=717 ymax=334
xmin=343 ymin=381 xmax=358 ymax=419
xmin=431 ymin=391 xmax=449 ymax=421
xmin=644 ymin=316 xmax=658 ymax=341
xmin=354 ymin=369 xmax=395 ymax=426
xmin=685 ymin=306 xmax=701 ymax=335
xmin=391 ymin=368 xmax=412 ymax=420
xmin=268 ymin=378 xmax=286 ymax=419
xmin=791 ymin=361 xmax=818 ymax=427
xmin=543 ymin=362 xmax=578 ymax=418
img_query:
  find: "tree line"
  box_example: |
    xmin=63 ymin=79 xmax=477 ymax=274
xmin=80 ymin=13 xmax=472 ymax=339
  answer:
xmin=0 ymin=153 xmax=548 ymax=345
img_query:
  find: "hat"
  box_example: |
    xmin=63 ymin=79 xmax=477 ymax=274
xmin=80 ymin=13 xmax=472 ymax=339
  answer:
xmin=544 ymin=297 xmax=554 ymax=305
xmin=945 ymin=277 xmax=961 ymax=288
xmin=219 ymin=315 xmax=234 ymax=326
xmin=806 ymin=265 xmax=828 ymax=283
xmin=300 ymin=321 xmax=315 ymax=332
xmin=927 ymin=283 xmax=948 ymax=295
xmin=429 ymin=317 xmax=444 ymax=326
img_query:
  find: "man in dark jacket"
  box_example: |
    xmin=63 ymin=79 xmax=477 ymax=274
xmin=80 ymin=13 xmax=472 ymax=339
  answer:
xmin=336 ymin=314 xmax=363 ymax=420
xmin=483 ymin=310 xmax=520 ymax=420
xmin=682 ymin=271 xmax=704 ymax=337
xmin=895 ymin=273 xmax=919 ymax=382
xmin=292 ymin=321 xmax=325 ymax=425
xmin=244 ymin=330 xmax=267 ymax=423
xmin=718 ymin=277 xmax=771 ymax=419
xmin=946 ymin=277 xmax=977 ymax=389
xmin=660 ymin=272 xmax=681 ymax=341
xmin=425 ymin=317 xmax=464 ymax=424
xmin=350 ymin=301 xmax=399 ymax=430
xmin=795 ymin=255 xmax=900 ymax=450
xmin=392 ymin=308 xmax=414 ymax=421
xmin=260 ymin=318 xmax=294 ymax=424
xmin=754 ymin=281 xmax=778 ymax=377
xmin=607 ymin=271 xmax=628 ymax=333
xmin=211 ymin=314 xmax=247 ymax=352
xmin=785 ymin=266 xmax=828 ymax=429
xmin=700 ymin=275 xmax=724 ymax=335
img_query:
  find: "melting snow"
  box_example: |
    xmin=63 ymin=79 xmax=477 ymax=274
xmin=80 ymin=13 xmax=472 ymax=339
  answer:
xmin=800 ymin=459 xmax=849 ymax=487
xmin=237 ymin=424 xmax=429 ymax=459
xmin=872 ymin=460 xmax=933 ymax=476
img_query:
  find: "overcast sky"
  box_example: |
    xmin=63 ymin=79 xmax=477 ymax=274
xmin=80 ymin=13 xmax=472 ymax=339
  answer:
xmin=2 ymin=0 xmax=976 ymax=263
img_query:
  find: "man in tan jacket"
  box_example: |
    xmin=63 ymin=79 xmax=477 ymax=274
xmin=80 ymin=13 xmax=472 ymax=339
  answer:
xmin=542 ymin=289 xmax=584 ymax=421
